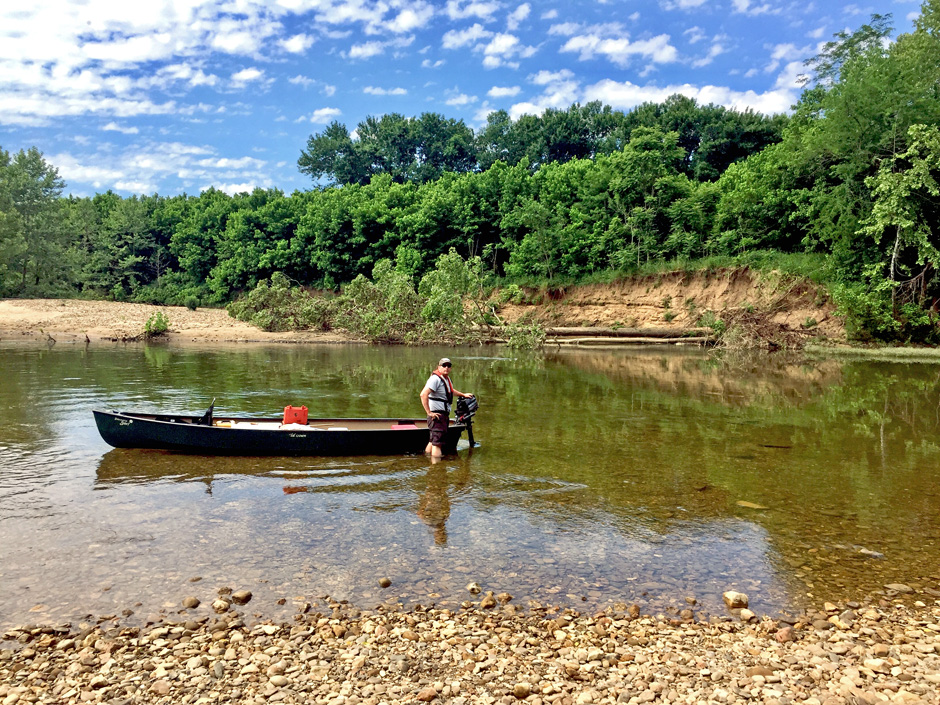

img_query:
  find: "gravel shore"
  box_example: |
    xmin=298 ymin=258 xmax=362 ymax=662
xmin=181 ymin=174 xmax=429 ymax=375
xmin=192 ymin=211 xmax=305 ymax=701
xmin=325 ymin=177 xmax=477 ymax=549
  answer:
xmin=2 ymin=589 xmax=938 ymax=705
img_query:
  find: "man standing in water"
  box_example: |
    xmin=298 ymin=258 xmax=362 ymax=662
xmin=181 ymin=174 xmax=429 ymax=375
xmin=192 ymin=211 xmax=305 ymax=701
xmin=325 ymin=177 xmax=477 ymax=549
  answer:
xmin=420 ymin=358 xmax=473 ymax=458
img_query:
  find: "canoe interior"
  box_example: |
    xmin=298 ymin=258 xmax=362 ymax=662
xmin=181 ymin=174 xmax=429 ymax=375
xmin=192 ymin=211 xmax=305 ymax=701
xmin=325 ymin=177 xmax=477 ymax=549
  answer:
xmin=110 ymin=411 xmax=436 ymax=431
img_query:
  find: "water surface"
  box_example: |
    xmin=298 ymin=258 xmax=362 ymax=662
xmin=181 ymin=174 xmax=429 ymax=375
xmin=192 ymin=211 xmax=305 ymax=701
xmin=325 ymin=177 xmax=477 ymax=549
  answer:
xmin=1 ymin=341 xmax=939 ymax=629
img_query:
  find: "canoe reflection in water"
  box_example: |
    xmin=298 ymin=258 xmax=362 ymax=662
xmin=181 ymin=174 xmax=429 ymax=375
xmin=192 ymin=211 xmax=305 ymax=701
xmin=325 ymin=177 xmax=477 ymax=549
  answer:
xmin=96 ymin=448 xmax=475 ymax=545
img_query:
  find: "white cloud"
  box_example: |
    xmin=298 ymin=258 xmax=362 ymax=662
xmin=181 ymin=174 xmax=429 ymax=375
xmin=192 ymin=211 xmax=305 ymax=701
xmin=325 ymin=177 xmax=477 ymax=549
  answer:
xmin=561 ymin=32 xmax=678 ymax=66
xmin=684 ymin=26 xmax=706 ymax=44
xmin=731 ymin=0 xmax=777 ymax=16
xmin=549 ymin=22 xmax=584 ymax=37
xmin=661 ymin=0 xmax=709 ymax=9
xmin=279 ymin=34 xmax=314 ymax=54
xmin=445 ymin=92 xmax=477 ymax=106
xmin=442 ymin=24 xmax=535 ymax=68
xmin=231 ymin=68 xmax=265 ymax=84
xmin=348 ymin=41 xmax=386 ymax=59
xmin=102 ymin=122 xmax=139 ymax=135
xmin=807 ymin=26 xmax=825 ymax=40
xmin=765 ymin=43 xmax=802 ymax=73
xmin=211 ymin=182 xmax=263 ymax=195
xmin=541 ymin=9 xmax=559 ymax=20
xmin=322 ymin=84 xmax=337 ymax=97
xmin=289 ymin=75 xmax=315 ymax=88
xmin=442 ymin=23 xmax=493 ymax=49
xmin=308 ymin=107 xmax=342 ymax=123
xmin=445 ymin=0 xmax=501 ymax=21
xmin=692 ymin=38 xmax=729 ymax=68
xmin=422 ymin=58 xmax=445 ymax=68
xmin=583 ymin=77 xmax=796 ymax=114
xmin=388 ymin=4 xmax=435 ymax=33
xmin=230 ymin=67 xmax=273 ymax=90
xmin=481 ymin=32 xmax=537 ymax=68
xmin=488 ymin=85 xmax=521 ymax=97
xmin=530 ymin=69 xmax=576 ymax=86
xmin=51 ymin=140 xmax=268 ymax=196
xmin=509 ymin=69 xmax=580 ymax=117
xmin=364 ymin=86 xmax=408 ymax=95
xmin=158 ymin=64 xmax=220 ymax=88
xmin=507 ymin=4 xmax=531 ymax=31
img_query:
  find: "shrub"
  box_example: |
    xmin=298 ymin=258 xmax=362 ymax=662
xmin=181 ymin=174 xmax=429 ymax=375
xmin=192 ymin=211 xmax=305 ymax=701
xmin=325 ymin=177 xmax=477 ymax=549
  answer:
xmin=184 ymin=295 xmax=199 ymax=311
xmin=504 ymin=322 xmax=546 ymax=349
xmin=144 ymin=311 xmax=170 ymax=337
xmin=228 ymin=273 xmax=333 ymax=332
xmin=334 ymin=262 xmax=423 ymax=343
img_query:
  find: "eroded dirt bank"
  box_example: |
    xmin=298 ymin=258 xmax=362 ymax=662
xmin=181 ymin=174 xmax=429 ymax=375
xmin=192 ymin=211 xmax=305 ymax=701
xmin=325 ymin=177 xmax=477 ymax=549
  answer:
xmin=497 ymin=269 xmax=845 ymax=346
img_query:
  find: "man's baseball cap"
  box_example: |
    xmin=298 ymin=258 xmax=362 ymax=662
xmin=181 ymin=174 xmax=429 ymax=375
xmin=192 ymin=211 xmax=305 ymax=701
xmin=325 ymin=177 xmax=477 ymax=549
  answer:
xmin=438 ymin=358 xmax=451 ymax=366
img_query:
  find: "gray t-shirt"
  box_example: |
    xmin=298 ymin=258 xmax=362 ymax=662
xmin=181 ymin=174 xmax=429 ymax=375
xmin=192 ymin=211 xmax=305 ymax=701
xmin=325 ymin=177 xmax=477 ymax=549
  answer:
xmin=425 ymin=374 xmax=452 ymax=413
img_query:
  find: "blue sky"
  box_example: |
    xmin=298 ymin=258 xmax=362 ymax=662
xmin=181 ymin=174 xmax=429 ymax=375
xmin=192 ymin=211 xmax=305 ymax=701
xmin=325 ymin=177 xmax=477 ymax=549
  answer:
xmin=0 ymin=0 xmax=920 ymax=198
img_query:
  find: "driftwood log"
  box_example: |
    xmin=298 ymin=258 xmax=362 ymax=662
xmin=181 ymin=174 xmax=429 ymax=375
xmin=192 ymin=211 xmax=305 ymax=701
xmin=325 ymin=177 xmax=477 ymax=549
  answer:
xmin=545 ymin=326 xmax=713 ymax=338
xmin=549 ymin=336 xmax=713 ymax=346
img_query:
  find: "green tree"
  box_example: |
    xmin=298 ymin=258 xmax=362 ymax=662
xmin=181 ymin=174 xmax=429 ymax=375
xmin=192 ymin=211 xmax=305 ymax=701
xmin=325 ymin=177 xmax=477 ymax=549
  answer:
xmin=0 ymin=147 xmax=69 ymax=296
xmin=860 ymin=123 xmax=940 ymax=311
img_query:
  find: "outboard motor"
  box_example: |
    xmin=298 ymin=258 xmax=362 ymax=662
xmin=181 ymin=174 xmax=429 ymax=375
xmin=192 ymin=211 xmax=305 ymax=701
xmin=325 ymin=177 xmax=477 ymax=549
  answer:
xmin=197 ymin=398 xmax=216 ymax=426
xmin=455 ymin=396 xmax=479 ymax=447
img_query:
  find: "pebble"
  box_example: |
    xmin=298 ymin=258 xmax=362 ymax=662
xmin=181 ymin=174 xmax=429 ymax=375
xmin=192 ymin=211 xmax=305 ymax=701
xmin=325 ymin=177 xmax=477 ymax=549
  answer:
xmin=1 ymin=594 xmax=939 ymax=705
xmin=231 ymin=590 xmax=253 ymax=605
xmin=182 ymin=596 xmax=201 ymax=609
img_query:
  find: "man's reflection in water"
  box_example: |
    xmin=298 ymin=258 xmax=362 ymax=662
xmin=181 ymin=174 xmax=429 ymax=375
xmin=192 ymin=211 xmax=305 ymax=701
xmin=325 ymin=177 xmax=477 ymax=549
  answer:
xmin=415 ymin=454 xmax=472 ymax=545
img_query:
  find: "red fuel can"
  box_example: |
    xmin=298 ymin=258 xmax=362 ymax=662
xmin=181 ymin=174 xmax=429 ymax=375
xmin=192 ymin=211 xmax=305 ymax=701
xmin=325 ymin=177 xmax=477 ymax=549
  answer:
xmin=282 ymin=405 xmax=308 ymax=425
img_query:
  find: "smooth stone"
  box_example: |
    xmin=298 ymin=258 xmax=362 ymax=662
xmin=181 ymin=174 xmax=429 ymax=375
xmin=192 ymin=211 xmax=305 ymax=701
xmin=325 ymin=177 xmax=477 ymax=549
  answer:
xmin=416 ymin=686 xmax=438 ymax=702
xmin=231 ymin=591 xmax=252 ymax=605
xmin=722 ymin=592 xmax=749 ymax=609
xmin=182 ymin=596 xmax=201 ymax=609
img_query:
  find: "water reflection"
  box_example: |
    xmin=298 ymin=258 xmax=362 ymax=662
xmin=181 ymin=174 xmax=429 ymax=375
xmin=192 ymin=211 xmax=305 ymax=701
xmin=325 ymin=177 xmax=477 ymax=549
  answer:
xmin=2 ymin=342 xmax=940 ymax=630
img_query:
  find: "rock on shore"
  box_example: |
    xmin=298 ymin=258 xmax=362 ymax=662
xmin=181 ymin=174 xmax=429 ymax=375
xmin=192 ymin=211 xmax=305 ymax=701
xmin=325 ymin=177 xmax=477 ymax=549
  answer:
xmin=1 ymin=597 xmax=938 ymax=705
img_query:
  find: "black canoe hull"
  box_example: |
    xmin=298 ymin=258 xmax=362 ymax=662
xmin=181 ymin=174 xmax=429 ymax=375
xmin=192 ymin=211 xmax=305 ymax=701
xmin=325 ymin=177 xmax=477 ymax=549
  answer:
xmin=93 ymin=410 xmax=466 ymax=456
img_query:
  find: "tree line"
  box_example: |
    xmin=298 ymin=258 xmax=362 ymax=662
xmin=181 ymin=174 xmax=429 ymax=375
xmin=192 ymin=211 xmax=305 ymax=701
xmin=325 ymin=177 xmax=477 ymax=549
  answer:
xmin=1 ymin=1 xmax=939 ymax=341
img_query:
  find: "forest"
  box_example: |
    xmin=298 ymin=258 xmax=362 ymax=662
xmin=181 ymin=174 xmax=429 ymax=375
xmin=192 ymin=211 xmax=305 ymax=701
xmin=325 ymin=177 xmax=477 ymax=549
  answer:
xmin=1 ymin=2 xmax=939 ymax=342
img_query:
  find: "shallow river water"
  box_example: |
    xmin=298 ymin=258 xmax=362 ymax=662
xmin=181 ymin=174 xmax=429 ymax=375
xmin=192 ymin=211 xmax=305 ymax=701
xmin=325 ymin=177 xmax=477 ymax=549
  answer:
xmin=1 ymin=341 xmax=939 ymax=630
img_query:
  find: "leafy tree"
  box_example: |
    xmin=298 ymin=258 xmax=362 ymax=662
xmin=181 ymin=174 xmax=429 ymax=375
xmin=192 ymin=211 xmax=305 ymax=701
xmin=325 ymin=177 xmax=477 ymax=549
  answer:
xmin=297 ymin=121 xmax=371 ymax=186
xmin=169 ymin=188 xmax=238 ymax=299
xmin=299 ymin=113 xmax=477 ymax=186
xmin=793 ymin=3 xmax=940 ymax=272
xmin=0 ymin=147 xmax=69 ymax=296
xmin=859 ymin=123 xmax=940 ymax=310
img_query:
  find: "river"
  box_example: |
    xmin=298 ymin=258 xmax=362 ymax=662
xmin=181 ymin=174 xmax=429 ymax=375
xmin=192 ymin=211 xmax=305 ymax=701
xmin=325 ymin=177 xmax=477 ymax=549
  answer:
xmin=1 ymin=341 xmax=938 ymax=630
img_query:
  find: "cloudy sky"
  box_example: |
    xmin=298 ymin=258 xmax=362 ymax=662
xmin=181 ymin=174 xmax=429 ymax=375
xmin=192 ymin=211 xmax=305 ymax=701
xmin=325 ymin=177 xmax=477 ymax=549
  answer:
xmin=0 ymin=0 xmax=920 ymax=197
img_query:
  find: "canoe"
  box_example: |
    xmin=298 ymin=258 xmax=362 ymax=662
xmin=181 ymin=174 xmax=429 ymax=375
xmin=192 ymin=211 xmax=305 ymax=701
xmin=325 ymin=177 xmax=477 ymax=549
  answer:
xmin=92 ymin=409 xmax=468 ymax=456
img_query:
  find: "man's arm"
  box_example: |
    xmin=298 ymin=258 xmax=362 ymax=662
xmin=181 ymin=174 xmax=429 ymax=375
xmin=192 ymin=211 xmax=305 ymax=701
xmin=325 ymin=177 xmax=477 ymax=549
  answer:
xmin=420 ymin=385 xmax=438 ymax=417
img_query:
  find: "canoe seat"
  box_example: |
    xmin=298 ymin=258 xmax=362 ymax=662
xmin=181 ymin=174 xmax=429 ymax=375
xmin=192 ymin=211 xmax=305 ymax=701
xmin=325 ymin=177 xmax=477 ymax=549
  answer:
xmin=391 ymin=423 xmax=418 ymax=430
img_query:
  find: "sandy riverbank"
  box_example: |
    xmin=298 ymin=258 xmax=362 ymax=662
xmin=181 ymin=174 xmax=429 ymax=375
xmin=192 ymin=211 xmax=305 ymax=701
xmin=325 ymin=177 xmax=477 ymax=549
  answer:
xmin=2 ymin=588 xmax=938 ymax=705
xmin=0 ymin=299 xmax=360 ymax=345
